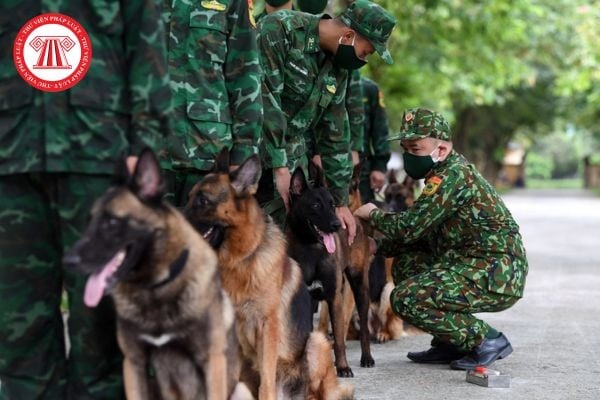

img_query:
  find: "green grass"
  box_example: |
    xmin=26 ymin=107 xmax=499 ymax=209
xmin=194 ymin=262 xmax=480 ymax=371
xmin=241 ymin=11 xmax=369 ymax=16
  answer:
xmin=525 ymin=178 xmax=583 ymax=189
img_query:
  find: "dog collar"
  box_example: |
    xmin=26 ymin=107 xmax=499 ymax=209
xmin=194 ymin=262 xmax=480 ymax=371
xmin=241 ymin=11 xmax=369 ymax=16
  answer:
xmin=150 ymin=248 xmax=189 ymax=290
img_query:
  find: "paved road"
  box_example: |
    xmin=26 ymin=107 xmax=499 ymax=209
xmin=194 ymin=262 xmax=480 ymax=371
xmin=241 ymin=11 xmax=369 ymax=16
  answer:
xmin=344 ymin=189 xmax=600 ymax=399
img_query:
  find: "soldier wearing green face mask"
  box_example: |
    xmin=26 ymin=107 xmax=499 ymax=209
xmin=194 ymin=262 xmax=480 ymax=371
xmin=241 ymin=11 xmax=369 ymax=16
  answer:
xmin=354 ymin=108 xmax=529 ymax=370
xmin=255 ymin=0 xmax=396 ymax=243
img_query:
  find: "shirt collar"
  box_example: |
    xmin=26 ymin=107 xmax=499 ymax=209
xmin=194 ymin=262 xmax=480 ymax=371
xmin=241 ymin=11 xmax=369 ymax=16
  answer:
xmin=305 ymin=13 xmax=331 ymax=53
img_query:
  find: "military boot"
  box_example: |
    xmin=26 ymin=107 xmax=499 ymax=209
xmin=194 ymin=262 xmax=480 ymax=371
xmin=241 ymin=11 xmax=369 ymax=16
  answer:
xmin=450 ymin=333 xmax=513 ymax=370
xmin=407 ymin=343 xmax=469 ymax=364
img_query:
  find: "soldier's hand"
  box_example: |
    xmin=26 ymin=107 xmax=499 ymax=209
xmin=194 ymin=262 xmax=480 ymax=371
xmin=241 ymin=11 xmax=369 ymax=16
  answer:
xmin=370 ymin=170 xmax=386 ymax=193
xmin=336 ymin=206 xmax=356 ymax=246
xmin=274 ymin=167 xmax=291 ymax=211
xmin=354 ymin=202 xmax=378 ymax=221
xmin=351 ymin=151 xmax=360 ymax=166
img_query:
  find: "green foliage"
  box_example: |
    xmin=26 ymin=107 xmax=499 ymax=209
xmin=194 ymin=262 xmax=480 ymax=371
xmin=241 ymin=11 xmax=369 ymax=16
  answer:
xmin=525 ymin=152 xmax=553 ymax=180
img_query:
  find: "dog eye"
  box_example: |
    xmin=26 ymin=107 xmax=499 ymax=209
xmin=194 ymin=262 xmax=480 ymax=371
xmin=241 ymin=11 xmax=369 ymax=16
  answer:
xmin=312 ymin=202 xmax=320 ymax=210
xmin=196 ymin=196 xmax=209 ymax=208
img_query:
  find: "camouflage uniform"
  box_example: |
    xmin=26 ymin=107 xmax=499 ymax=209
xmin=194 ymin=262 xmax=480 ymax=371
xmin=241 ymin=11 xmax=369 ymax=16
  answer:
xmin=161 ymin=0 xmax=262 ymax=206
xmin=256 ymin=0 xmax=395 ymax=224
xmin=370 ymin=109 xmax=528 ymax=351
xmin=0 ymin=1 xmax=169 ymax=399
xmin=347 ymin=70 xmax=366 ymax=154
xmin=359 ymin=76 xmax=390 ymax=203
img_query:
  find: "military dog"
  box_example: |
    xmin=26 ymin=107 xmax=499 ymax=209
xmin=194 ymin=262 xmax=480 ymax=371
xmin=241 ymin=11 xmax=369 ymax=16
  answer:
xmin=287 ymin=165 xmax=374 ymax=378
xmin=383 ymin=170 xmax=416 ymax=213
xmin=184 ymin=149 xmax=353 ymax=400
xmin=63 ymin=149 xmax=248 ymax=400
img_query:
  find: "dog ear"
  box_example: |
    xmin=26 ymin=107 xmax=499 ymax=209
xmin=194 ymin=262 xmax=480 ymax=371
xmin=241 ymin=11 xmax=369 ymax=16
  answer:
xmin=230 ymin=155 xmax=261 ymax=196
xmin=388 ymin=169 xmax=398 ymax=184
xmin=308 ymin=161 xmax=325 ymax=187
xmin=290 ymin=167 xmax=308 ymax=196
xmin=130 ymin=148 xmax=165 ymax=203
xmin=214 ymin=147 xmax=230 ymax=173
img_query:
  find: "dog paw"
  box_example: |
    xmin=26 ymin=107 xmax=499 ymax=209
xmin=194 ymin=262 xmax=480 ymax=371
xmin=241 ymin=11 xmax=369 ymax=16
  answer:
xmin=336 ymin=366 xmax=354 ymax=378
xmin=360 ymin=354 xmax=375 ymax=368
xmin=375 ymin=331 xmax=390 ymax=343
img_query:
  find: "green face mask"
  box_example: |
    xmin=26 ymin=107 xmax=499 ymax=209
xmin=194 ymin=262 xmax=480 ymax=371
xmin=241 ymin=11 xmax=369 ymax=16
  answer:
xmin=332 ymin=35 xmax=367 ymax=70
xmin=402 ymin=148 xmax=439 ymax=179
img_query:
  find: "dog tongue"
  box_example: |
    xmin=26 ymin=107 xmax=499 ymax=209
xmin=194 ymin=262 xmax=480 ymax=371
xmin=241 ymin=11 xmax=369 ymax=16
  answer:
xmin=84 ymin=251 xmax=125 ymax=308
xmin=321 ymin=233 xmax=336 ymax=254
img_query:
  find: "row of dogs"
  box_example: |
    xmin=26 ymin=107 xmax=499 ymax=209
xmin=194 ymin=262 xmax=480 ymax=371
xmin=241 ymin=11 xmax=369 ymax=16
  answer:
xmin=63 ymin=148 xmax=417 ymax=400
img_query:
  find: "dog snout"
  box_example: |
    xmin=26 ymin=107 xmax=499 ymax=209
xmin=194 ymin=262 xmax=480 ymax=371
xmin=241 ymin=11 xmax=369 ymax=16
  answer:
xmin=330 ymin=219 xmax=342 ymax=231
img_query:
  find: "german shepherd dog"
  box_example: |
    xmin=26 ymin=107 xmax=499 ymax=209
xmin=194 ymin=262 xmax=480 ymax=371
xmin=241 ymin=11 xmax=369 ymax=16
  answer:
xmin=383 ymin=170 xmax=416 ymax=213
xmin=184 ymin=149 xmax=353 ymax=400
xmin=287 ymin=165 xmax=374 ymax=378
xmin=63 ymin=149 xmax=248 ymax=400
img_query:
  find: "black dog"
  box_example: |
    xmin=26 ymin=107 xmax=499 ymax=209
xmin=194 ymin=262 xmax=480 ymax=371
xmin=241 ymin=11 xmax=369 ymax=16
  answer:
xmin=287 ymin=166 xmax=375 ymax=378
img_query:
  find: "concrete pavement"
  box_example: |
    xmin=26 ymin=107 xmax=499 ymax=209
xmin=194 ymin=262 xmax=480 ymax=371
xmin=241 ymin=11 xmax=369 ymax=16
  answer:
xmin=344 ymin=189 xmax=600 ymax=399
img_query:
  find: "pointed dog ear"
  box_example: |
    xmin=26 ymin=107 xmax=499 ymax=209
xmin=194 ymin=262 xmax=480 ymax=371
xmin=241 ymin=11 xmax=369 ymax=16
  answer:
xmin=388 ymin=169 xmax=398 ymax=184
xmin=230 ymin=155 xmax=262 ymax=196
xmin=130 ymin=148 xmax=165 ymax=203
xmin=290 ymin=167 xmax=308 ymax=196
xmin=214 ymin=147 xmax=230 ymax=173
xmin=308 ymin=160 xmax=325 ymax=187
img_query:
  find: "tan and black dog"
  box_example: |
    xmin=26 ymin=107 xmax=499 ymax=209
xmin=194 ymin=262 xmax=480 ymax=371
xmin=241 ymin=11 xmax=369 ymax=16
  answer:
xmin=63 ymin=149 xmax=249 ymax=400
xmin=184 ymin=149 xmax=353 ymax=400
xmin=287 ymin=165 xmax=375 ymax=378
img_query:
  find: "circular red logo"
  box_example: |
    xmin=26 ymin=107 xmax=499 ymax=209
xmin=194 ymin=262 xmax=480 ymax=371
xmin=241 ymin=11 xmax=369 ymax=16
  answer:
xmin=13 ymin=13 xmax=92 ymax=92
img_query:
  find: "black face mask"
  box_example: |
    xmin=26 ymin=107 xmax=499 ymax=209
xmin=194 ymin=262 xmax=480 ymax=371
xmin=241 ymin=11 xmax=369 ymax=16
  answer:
xmin=332 ymin=35 xmax=367 ymax=70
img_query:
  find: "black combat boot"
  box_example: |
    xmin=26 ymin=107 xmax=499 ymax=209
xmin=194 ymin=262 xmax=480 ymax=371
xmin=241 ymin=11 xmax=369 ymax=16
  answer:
xmin=407 ymin=343 xmax=469 ymax=364
xmin=450 ymin=333 xmax=513 ymax=370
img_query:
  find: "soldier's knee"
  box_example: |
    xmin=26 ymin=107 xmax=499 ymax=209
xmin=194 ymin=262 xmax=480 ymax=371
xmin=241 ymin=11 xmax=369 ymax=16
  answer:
xmin=390 ymin=285 xmax=414 ymax=320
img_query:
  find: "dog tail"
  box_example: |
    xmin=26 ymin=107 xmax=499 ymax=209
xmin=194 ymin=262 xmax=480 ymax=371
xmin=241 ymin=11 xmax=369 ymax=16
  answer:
xmin=305 ymin=331 xmax=354 ymax=400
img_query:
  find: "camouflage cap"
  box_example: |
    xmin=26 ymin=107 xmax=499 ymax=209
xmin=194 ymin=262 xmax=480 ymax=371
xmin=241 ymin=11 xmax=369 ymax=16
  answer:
xmin=388 ymin=108 xmax=452 ymax=141
xmin=296 ymin=0 xmax=328 ymax=14
xmin=339 ymin=0 xmax=396 ymax=64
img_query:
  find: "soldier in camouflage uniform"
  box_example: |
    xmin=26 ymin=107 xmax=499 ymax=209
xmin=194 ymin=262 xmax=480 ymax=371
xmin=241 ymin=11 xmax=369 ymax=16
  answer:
xmin=355 ymin=108 xmax=528 ymax=370
xmin=255 ymin=0 xmax=395 ymax=239
xmin=255 ymin=0 xmax=293 ymax=23
xmin=359 ymin=76 xmax=390 ymax=204
xmin=161 ymin=0 xmax=263 ymax=207
xmin=0 ymin=1 xmax=170 ymax=399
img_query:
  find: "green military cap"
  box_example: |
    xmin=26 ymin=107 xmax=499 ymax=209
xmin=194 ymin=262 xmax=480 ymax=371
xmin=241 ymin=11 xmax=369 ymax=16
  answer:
xmin=339 ymin=0 xmax=396 ymax=64
xmin=296 ymin=0 xmax=328 ymax=14
xmin=389 ymin=108 xmax=452 ymax=141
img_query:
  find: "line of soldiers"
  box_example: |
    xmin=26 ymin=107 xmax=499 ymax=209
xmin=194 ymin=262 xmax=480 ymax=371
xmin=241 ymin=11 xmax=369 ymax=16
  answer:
xmin=0 ymin=0 xmax=394 ymax=398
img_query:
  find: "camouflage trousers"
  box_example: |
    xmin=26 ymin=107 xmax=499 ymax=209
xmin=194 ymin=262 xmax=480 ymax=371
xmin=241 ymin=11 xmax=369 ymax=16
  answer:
xmin=390 ymin=251 xmax=519 ymax=351
xmin=0 ymin=174 xmax=123 ymax=400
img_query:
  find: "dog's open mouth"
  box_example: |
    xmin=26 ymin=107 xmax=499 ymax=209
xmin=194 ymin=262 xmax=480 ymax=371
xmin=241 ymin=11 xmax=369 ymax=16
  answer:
xmin=193 ymin=222 xmax=225 ymax=249
xmin=313 ymin=224 xmax=336 ymax=254
xmin=84 ymin=249 xmax=126 ymax=308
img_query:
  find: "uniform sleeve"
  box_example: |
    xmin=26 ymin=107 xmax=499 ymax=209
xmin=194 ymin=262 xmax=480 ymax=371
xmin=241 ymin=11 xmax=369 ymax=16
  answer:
xmin=226 ymin=0 xmax=262 ymax=165
xmin=346 ymin=70 xmax=365 ymax=153
xmin=257 ymin=16 xmax=289 ymax=169
xmin=123 ymin=0 xmax=171 ymax=154
xmin=368 ymin=81 xmax=390 ymax=172
xmin=314 ymin=77 xmax=352 ymax=206
xmin=370 ymin=168 xmax=470 ymax=243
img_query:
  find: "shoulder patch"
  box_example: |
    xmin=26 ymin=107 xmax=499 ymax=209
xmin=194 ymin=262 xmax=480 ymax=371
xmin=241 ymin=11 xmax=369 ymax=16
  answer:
xmin=422 ymin=176 xmax=443 ymax=196
xmin=201 ymin=0 xmax=227 ymax=11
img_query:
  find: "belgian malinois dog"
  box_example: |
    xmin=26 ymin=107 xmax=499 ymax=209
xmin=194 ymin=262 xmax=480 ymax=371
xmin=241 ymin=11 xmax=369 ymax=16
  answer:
xmin=287 ymin=165 xmax=375 ymax=378
xmin=63 ymin=149 xmax=249 ymax=400
xmin=184 ymin=149 xmax=353 ymax=400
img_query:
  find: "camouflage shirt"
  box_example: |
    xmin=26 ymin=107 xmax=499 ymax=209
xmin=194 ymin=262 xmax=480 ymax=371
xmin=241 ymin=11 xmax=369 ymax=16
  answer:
xmin=371 ymin=151 xmax=528 ymax=297
xmin=0 ymin=0 xmax=170 ymax=175
xmin=347 ymin=70 xmax=365 ymax=153
xmin=361 ymin=76 xmax=390 ymax=172
xmin=257 ymin=10 xmax=352 ymax=205
xmin=161 ymin=0 xmax=262 ymax=171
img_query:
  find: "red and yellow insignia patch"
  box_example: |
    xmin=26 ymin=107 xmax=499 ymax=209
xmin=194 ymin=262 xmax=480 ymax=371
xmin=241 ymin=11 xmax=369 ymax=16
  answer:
xmin=422 ymin=176 xmax=443 ymax=196
xmin=248 ymin=0 xmax=256 ymax=28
